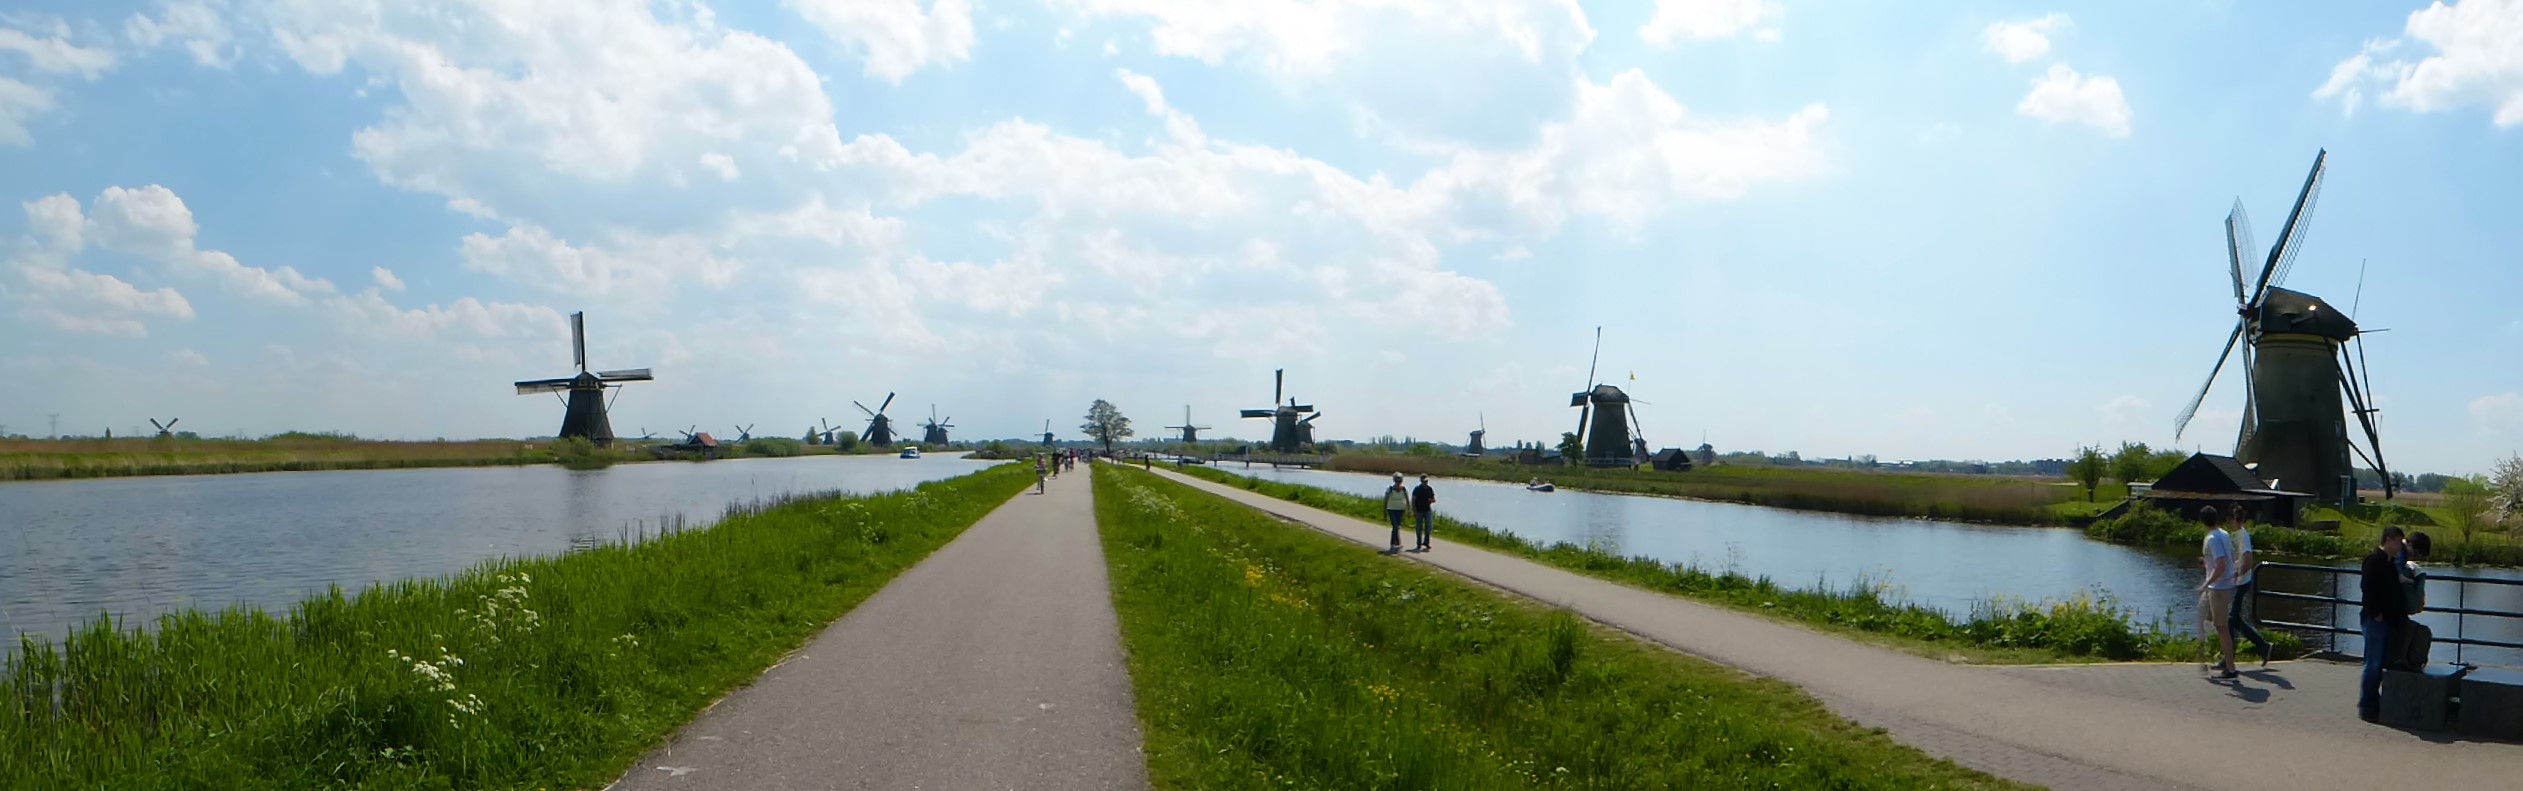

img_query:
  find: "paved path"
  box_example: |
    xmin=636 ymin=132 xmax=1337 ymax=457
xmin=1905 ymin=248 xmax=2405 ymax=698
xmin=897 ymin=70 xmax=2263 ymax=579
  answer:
xmin=608 ymin=471 xmax=1147 ymax=791
xmin=1149 ymin=467 xmax=2523 ymax=791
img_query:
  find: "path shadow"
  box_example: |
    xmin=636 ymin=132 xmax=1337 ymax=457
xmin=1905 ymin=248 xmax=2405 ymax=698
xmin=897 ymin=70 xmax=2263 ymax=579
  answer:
xmin=2211 ymin=676 xmax=2271 ymax=703
xmin=2239 ymin=668 xmax=2294 ymax=690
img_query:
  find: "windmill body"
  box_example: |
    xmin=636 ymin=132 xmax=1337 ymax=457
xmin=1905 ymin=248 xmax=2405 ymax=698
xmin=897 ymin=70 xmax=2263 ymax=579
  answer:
xmin=920 ymin=405 xmax=954 ymax=446
xmin=513 ymin=312 xmax=652 ymax=447
xmin=1466 ymin=413 xmax=1487 ymax=456
xmin=856 ymin=393 xmax=898 ymax=447
xmin=1165 ymin=405 xmax=1211 ymax=444
xmin=1041 ymin=419 xmax=1055 ymax=447
xmin=1240 ymin=369 xmax=1319 ymax=453
xmin=2172 ymin=150 xmax=2387 ymax=506
xmin=1566 ymin=328 xmax=1648 ymax=466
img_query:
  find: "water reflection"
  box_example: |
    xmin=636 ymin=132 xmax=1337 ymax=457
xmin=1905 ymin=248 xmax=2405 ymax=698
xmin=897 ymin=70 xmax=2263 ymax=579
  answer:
xmin=1 ymin=455 xmax=999 ymax=640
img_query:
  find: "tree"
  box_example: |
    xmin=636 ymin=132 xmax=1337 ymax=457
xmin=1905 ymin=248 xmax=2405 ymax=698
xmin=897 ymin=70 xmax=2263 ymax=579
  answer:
xmin=803 ymin=426 xmax=822 ymax=445
xmin=2067 ymin=445 xmax=2107 ymax=502
xmin=2444 ymin=475 xmax=2493 ymax=536
xmin=2109 ymin=441 xmax=2152 ymax=485
xmin=834 ymin=430 xmax=858 ymax=451
xmin=1558 ymin=432 xmax=1584 ymax=461
xmin=2489 ymin=455 xmax=2523 ymax=531
xmin=1082 ymin=399 xmax=1133 ymax=453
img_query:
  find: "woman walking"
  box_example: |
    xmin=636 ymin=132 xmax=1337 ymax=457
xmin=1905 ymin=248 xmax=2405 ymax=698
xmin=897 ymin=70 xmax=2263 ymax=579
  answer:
xmin=1382 ymin=474 xmax=1410 ymax=555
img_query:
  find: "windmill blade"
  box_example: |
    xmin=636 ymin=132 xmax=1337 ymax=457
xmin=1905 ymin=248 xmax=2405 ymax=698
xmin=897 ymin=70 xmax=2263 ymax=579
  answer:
xmin=1299 ymin=412 xmax=1322 ymax=424
xmin=150 ymin=418 xmax=166 ymax=432
xmin=1627 ymin=402 xmax=1646 ymax=443
xmin=570 ymin=311 xmax=587 ymax=372
xmin=596 ymin=368 xmax=653 ymax=381
xmin=2223 ymin=200 xmax=2254 ymax=303
xmin=514 ymin=378 xmax=574 ymax=395
xmin=2235 ymin=342 xmax=2258 ymax=453
xmin=2173 ymin=321 xmax=2247 ymax=442
xmin=855 ymin=400 xmax=875 ymax=417
xmin=877 ymin=392 xmax=895 ymax=414
xmin=1583 ymin=326 xmax=1603 ymax=391
xmin=2351 ymin=258 xmax=2368 ymax=318
xmin=2252 ymin=150 xmax=2326 ymax=302
xmin=1288 ymin=404 xmax=1314 ymax=413
xmin=164 ymin=418 xmax=177 ymax=429
xmin=2350 ymin=336 xmax=2393 ymax=498
xmin=1239 ymin=409 xmax=1274 ymax=419
xmin=1273 ymin=369 xmax=1284 ymax=405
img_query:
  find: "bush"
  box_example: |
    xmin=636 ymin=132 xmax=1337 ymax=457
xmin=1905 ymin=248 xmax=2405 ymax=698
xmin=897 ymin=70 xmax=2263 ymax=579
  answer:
xmin=741 ymin=437 xmax=805 ymax=458
xmin=550 ymin=436 xmax=611 ymax=470
xmin=2083 ymin=508 xmax=2201 ymax=548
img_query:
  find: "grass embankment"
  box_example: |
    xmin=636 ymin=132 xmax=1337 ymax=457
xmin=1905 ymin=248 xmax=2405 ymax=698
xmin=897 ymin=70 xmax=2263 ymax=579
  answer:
xmin=1175 ymin=465 xmax=2247 ymax=664
xmin=3 ymin=463 xmax=1029 ymax=790
xmin=1320 ymin=455 xmax=2084 ymax=525
xmin=1094 ymin=464 xmax=2028 ymax=790
xmin=2089 ymin=507 xmax=2523 ymax=567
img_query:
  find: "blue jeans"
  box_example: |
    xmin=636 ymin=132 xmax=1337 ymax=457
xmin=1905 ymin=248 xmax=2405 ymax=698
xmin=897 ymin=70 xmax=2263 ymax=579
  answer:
xmin=2228 ymin=579 xmax=2271 ymax=657
xmin=2360 ymin=616 xmax=2392 ymax=718
xmin=1386 ymin=509 xmax=1405 ymax=548
xmin=1413 ymin=509 xmax=1433 ymax=547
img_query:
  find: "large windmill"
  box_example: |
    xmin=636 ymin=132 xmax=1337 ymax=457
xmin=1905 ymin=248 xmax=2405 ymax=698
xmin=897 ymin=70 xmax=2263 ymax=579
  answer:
xmin=1040 ymin=419 xmax=1055 ymax=447
xmin=1466 ymin=413 xmax=1487 ymax=456
xmin=1568 ymin=327 xmax=1647 ymax=467
xmin=1165 ymin=405 xmax=1211 ymax=444
xmin=856 ymin=393 xmax=899 ymax=447
xmin=1239 ymin=369 xmax=1320 ymax=453
xmin=2171 ymin=149 xmax=2389 ymax=505
xmin=920 ymin=406 xmax=954 ymax=446
xmin=513 ymin=311 xmax=652 ymax=447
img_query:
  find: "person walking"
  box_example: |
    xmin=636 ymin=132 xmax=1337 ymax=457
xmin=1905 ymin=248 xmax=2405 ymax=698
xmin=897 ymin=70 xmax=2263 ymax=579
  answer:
xmin=1410 ymin=474 xmax=1437 ymax=552
xmin=1381 ymin=474 xmax=1410 ymax=555
xmin=2197 ymin=507 xmax=2240 ymax=679
xmin=2359 ymin=526 xmax=2410 ymax=723
xmin=2226 ymin=510 xmax=2274 ymax=667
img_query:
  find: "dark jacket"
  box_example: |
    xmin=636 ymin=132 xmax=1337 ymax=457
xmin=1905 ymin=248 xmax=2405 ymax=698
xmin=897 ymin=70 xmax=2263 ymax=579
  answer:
xmin=2362 ymin=547 xmax=2407 ymax=623
xmin=1411 ymin=483 xmax=1436 ymax=511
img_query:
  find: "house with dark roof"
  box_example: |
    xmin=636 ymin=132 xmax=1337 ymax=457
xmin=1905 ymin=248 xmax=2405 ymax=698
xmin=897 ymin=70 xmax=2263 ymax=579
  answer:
xmin=2138 ymin=452 xmax=2311 ymax=526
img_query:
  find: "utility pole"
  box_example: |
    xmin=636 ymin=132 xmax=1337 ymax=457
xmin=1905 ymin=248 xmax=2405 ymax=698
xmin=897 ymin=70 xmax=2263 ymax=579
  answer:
xmin=48 ymin=413 xmax=60 ymax=439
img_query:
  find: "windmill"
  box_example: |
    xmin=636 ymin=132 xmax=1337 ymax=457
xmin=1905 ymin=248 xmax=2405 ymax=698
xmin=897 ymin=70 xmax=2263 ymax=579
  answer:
xmin=816 ymin=418 xmax=839 ymax=446
xmin=148 ymin=418 xmax=180 ymax=439
xmin=513 ymin=311 xmax=652 ymax=447
xmin=2169 ymin=149 xmax=2389 ymax=505
xmin=1165 ymin=405 xmax=1211 ymax=444
xmin=1568 ymin=327 xmax=1647 ymax=466
xmin=1239 ymin=369 xmax=1321 ymax=453
xmin=1466 ymin=413 xmax=1486 ymax=456
xmin=1040 ymin=419 xmax=1055 ymax=447
xmin=856 ymin=394 xmax=898 ymax=447
xmin=920 ymin=406 xmax=954 ymax=446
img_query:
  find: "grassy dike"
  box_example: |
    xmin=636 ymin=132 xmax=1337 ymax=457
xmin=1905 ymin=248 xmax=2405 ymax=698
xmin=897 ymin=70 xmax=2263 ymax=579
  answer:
xmin=1318 ymin=455 xmax=2079 ymax=525
xmin=1170 ymin=464 xmax=2241 ymax=664
xmin=1093 ymin=464 xmax=2028 ymax=790
xmin=3 ymin=463 xmax=1029 ymax=790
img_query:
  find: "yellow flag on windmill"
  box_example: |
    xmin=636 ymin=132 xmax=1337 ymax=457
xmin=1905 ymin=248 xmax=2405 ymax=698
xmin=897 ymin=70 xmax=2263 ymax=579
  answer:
xmin=1629 ymin=371 xmax=1635 ymax=382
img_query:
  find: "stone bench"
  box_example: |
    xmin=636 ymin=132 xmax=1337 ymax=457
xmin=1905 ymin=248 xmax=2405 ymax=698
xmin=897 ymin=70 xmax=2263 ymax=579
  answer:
xmin=2382 ymin=664 xmax=2469 ymax=731
xmin=2458 ymin=667 xmax=2523 ymax=741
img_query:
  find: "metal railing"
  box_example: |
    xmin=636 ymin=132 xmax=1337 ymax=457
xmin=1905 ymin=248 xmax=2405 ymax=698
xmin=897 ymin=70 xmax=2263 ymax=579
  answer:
xmin=2254 ymin=561 xmax=2523 ymax=664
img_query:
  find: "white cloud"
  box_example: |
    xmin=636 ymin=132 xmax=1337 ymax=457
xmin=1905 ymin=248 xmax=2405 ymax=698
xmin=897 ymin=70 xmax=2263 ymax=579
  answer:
xmin=14 ymin=265 xmax=196 ymax=336
xmin=125 ymin=1 xmax=237 ymax=68
xmin=1056 ymin=0 xmax=1594 ymax=77
xmin=2098 ymin=393 xmax=2151 ymax=429
xmin=257 ymin=0 xmax=847 ymax=211
xmin=371 ymin=266 xmax=405 ymax=291
xmin=24 ymin=193 xmax=84 ymax=252
xmin=1982 ymin=13 xmax=2069 ymax=64
xmin=0 ymin=76 xmax=57 ymax=147
xmin=2317 ymin=2 xmax=2523 ymax=127
xmin=1431 ymin=68 xmax=1831 ymax=231
xmin=2476 ymin=392 xmax=2523 ymax=434
xmin=783 ymin=0 xmax=975 ymax=83
xmin=697 ymin=152 xmax=741 ymax=181
xmin=168 ymin=348 xmax=210 ymax=366
xmin=1640 ymin=0 xmax=1782 ymax=46
xmin=459 ymin=224 xmax=739 ymax=297
xmin=1494 ymin=245 xmax=1532 ymax=262
xmin=2017 ymin=64 xmax=2131 ymax=137
xmin=0 ymin=22 xmax=120 ymax=78
xmin=87 ymin=185 xmax=340 ymax=303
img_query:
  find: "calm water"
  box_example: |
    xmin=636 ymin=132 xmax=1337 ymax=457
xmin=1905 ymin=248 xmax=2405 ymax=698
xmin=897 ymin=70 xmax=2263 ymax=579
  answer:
xmin=1215 ymin=464 xmax=2523 ymax=666
xmin=0 ymin=455 xmax=1000 ymax=640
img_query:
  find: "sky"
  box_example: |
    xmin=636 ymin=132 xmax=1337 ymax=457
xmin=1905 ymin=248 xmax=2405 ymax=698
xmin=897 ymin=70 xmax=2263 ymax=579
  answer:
xmin=2 ymin=0 xmax=2520 ymax=474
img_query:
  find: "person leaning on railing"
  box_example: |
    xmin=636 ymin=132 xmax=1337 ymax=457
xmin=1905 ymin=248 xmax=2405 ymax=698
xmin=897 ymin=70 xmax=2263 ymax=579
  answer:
xmin=2358 ymin=526 xmax=2410 ymax=723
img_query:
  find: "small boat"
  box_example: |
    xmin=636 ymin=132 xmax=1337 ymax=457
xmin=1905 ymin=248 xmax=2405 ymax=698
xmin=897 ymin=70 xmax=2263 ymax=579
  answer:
xmin=1526 ymin=479 xmax=1555 ymax=493
xmin=899 ymin=446 xmax=922 ymax=459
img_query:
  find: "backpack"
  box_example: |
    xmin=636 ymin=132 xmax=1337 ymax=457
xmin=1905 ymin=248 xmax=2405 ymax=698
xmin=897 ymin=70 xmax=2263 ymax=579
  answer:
xmin=2386 ymin=620 xmax=2433 ymax=672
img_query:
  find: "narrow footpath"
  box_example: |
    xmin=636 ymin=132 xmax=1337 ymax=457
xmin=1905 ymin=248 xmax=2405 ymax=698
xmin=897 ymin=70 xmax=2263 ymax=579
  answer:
xmin=1148 ymin=466 xmax=2523 ymax=791
xmin=608 ymin=470 xmax=1147 ymax=791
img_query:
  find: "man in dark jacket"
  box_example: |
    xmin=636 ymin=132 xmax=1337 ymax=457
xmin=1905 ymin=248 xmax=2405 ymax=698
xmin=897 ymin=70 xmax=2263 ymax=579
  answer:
xmin=1409 ymin=475 xmax=1437 ymax=552
xmin=2358 ymin=526 xmax=2408 ymax=723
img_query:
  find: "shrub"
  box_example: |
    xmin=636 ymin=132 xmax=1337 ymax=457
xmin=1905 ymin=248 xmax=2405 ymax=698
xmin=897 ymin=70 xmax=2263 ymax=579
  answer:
xmin=741 ymin=437 xmax=805 ymax=458
xmin=550 ymin=436 xmax=611 ymax=470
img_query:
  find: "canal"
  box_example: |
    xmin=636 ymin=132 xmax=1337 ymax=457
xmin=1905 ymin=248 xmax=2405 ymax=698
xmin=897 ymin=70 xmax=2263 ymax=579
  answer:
xmin=1 ymin=454 xmax=999 ymax=640
xmin=1212 ymin=464 xmax=2523 ymax=666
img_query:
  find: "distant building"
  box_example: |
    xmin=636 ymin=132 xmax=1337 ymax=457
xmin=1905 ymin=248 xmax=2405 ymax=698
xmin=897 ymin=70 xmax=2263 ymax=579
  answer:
xmin=2138 ymin=453 xmax=2310 ymax=526
xmin=1650 ymin=448 xmax=1692 ymax=471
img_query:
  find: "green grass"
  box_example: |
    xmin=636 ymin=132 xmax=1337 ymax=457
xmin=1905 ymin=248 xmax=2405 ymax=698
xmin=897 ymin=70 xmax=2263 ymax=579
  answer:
xmin=1172 ymin=465 xmax=2254 ymax=664
xmin=1094 ymin=464 xmax=2031 ymax=790
xmin=3 ymin=462 xmax=1030 ymax=790
xmin=1321 ymin=455 xmax=2079 ymax=525
xmin=2091 ymin=506 xmax=2523 ymax=567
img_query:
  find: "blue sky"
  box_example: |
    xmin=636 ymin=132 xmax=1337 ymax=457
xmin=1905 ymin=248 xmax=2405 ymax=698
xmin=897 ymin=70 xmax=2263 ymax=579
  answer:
xmin=3 ymin=0 xmax=2520 ymax=474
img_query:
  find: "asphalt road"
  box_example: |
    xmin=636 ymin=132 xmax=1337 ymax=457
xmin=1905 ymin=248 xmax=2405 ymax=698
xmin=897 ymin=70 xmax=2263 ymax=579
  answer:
xmin=606 ymin=469 xmax=1147 ymax=791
